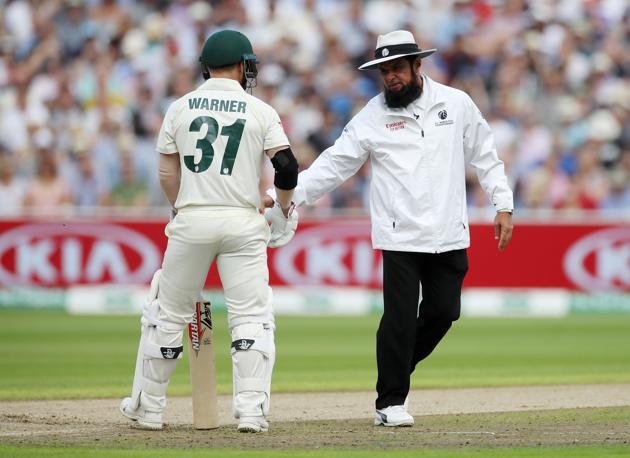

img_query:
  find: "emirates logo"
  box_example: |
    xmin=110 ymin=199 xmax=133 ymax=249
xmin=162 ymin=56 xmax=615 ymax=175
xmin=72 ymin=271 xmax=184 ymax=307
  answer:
xmin=385 ymin=120 xmax=406 ymax=132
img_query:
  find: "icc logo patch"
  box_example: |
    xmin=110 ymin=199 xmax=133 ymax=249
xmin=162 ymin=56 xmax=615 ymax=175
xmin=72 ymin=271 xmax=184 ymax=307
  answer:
xmin=435 ymin=110 xmax=453 ymax=126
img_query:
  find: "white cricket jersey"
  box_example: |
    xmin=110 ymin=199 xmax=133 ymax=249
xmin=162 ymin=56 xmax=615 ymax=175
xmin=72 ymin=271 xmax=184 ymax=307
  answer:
xmin=157 ymin=78 xmax=289 ymax=210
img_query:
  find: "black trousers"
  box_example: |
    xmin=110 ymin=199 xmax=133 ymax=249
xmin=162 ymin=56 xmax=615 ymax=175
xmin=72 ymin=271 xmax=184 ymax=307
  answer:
xmin=375 ymin=249 xmax=468 ymax=409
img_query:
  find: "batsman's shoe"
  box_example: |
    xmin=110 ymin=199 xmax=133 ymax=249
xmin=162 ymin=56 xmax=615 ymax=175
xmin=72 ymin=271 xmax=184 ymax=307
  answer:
xmin=374 ymin=405 xmax=414 ymax=427
xmin=237 ymin=416 xmax=269 ymax=433
xmin=119 ymin=397 xmax=163 ymax=430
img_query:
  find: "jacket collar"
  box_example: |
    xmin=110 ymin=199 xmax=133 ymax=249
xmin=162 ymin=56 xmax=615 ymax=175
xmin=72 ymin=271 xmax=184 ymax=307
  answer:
xmin=381 ymin=75 xmax=444 ymax=117
xmin=198 ymin=78 xmax=245 ymax=92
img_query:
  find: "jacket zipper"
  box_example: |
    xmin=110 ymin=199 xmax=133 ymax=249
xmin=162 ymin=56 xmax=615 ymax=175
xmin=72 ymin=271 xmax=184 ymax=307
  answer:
xmin=389 ymin=108 xmax=430 ymax=230
xmin=418 ymin=112 xmax=436 ymax=251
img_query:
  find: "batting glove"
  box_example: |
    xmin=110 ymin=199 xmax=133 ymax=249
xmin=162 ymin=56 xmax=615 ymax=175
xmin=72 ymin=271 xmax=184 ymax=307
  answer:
xmin=264 ymin=202 xmax=298 ymax=248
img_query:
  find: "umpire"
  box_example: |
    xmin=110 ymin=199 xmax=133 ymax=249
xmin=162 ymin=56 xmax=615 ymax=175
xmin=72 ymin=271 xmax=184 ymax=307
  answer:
xmin=276 ymin=30 xmax=514 ymax=426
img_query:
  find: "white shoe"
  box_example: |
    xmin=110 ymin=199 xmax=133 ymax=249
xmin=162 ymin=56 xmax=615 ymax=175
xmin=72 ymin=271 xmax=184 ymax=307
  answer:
xmin=119 ymin=397 xmax=163 ymax=430
xmin=237 ymin=416 xmax=269 ymax=433
xmin=374 ymin=405 xmax=414 ymax=427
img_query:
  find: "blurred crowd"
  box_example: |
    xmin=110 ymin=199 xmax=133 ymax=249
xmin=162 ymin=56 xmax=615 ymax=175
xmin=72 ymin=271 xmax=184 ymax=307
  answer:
xmin=0 ymin=0 xmax=629 ymax=217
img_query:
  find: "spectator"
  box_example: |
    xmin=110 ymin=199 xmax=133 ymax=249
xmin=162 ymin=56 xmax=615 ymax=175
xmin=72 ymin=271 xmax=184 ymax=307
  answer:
xmin=0 ymin=151 xmax=26 ymax=216
xmin=23 ymin=150 xmax=73 ymax=214
xmin=600 ymin=168 xmax=630 ymax=211
xmin=0 ymin=0 xmax=626 ymax=215
xmin=106 ymin=154 xmax=147 ymax=207
xmin=56 ymin=0 xmax=96 ymax=58
xmin=66 ymin=149 xmax=110 ymax=209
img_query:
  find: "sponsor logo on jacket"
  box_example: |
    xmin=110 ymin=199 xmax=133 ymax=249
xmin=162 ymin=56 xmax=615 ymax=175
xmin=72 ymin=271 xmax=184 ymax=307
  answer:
xmin=385 ymin=120 xmax=406 ymax=132
xmin=435 ymin=110 xmax=454 ymax=126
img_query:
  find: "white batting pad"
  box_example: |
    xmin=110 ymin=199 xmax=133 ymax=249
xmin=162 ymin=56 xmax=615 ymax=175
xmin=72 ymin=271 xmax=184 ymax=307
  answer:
xmin=137 ymin=325 xmax=181 ymax=412
xmin=129 ymin=273 xmax=186 ymax=413
xmin=230 ymin=322 xmax=275 ymax=418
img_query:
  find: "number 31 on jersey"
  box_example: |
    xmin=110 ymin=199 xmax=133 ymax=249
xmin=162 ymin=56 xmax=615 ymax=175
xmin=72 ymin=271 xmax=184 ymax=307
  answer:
xmin=185 ymin=115 xmax=245 ymax=176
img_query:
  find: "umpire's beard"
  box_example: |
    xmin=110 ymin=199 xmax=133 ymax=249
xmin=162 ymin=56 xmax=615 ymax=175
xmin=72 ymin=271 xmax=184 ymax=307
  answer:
xmin=384 ymin=77 xmax=422 ymax=108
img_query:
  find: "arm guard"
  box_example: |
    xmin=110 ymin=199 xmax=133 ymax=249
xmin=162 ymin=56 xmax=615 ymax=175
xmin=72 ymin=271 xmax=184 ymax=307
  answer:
xmin=270 ymin=148 xmax=298 ymax=190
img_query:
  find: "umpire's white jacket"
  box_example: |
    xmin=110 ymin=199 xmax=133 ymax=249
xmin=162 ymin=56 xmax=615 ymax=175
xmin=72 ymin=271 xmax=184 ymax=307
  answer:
xmin=292 ymin=75 xmax=514 ymax=253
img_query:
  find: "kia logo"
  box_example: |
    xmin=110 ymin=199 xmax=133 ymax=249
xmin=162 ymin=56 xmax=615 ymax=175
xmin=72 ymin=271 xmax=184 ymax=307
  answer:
xmin=564 ymin=227 xmax=630 ymax=291
xmin=274 ymin=222 xmax=382 ymax=286
xmin=0 ymin=223 xmax=161 ymax=286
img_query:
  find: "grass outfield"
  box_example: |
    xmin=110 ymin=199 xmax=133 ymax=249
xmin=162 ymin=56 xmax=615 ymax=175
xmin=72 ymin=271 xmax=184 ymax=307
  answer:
xmin=1 ymin=311 xmax=629 ymax=456
xmin=0 ymin=311 xmax=629 ymax=400
xmin=1 ymin=445 xmax=629 ymax=458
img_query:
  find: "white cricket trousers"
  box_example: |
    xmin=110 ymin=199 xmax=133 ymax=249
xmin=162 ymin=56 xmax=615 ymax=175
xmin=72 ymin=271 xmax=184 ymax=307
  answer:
xmin=159 ymin=207 xmax=273 ymax=329
xmin=133 ymin=206 xmax=274 ymax=417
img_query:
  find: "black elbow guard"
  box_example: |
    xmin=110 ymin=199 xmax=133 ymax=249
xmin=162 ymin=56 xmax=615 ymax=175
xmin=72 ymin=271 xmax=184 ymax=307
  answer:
xmin=271 ymin=147 xmax=298 ymax=190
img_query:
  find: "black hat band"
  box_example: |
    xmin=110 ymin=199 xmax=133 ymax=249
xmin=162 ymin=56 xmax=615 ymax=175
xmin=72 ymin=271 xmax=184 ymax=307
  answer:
xmin=375 ymin=43 xmax=420 ymax=59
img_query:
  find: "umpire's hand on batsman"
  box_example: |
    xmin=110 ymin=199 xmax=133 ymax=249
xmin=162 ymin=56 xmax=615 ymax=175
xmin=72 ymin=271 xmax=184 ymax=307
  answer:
xmin=494 ymin=211 xmax=513 ymax=251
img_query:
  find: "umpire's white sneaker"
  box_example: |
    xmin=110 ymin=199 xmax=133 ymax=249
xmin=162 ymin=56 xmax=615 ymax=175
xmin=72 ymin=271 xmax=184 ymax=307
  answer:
xmin=237 ymin=416 xmax=269 ymax=433
xmin=374 ymin=405 xmax=414 ymax=427
xmin=119 ymin=397 xmax=163 ymax=430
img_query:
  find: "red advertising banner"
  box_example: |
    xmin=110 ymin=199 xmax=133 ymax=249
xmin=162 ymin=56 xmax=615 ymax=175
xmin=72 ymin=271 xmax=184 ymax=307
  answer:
xmin=0 ymin=217 xmax=627 ymax=292
xmin=0 ymin=219 xmax=166 ymax=287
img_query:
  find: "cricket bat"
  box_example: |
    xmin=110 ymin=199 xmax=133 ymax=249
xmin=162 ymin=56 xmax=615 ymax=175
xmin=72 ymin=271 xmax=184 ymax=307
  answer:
xmin=188 ymin=300 xmax=219 ymax=429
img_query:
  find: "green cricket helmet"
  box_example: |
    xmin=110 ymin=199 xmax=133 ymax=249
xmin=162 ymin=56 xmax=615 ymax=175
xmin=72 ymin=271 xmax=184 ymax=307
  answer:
xmin=199 ymin=29 xmax=258 ymax=89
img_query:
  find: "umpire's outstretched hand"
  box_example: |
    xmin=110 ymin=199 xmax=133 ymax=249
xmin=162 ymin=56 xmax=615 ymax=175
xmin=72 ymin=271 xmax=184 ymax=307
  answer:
xmin=494 ymin=212 xmax=513 ymax=251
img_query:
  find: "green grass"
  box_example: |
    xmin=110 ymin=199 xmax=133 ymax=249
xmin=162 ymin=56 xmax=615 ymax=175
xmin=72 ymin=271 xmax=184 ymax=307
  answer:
xmin=0 ymin=311 xmax=629 ymax=400
xmin=1 ymin=445 xmax=629 ymax=458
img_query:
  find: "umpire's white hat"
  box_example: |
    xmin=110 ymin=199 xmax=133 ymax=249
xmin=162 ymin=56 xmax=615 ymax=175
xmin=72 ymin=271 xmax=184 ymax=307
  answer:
xmin=358 ymin=30 xmax=437 ymax=70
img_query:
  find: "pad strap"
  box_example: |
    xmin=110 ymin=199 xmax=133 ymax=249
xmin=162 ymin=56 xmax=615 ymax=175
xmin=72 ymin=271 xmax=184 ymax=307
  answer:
xmin=230 ymin=337 xmax=270 ymax=356
xmin=141 ymin=378 xmax=169 ymax=395
xmin=239 ymin=378 xmax=267 ymax=392
xmin=143 ymin=339 xmax=184 ymax=360
xmin=230 ymin=323 xmax=273 ymax=356
xmin=142 ymin=299 xmax=184 ymax=332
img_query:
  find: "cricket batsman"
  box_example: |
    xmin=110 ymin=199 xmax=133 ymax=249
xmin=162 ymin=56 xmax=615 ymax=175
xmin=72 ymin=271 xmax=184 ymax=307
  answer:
xmin=119 ymin=29 xmax=298 ymax=433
